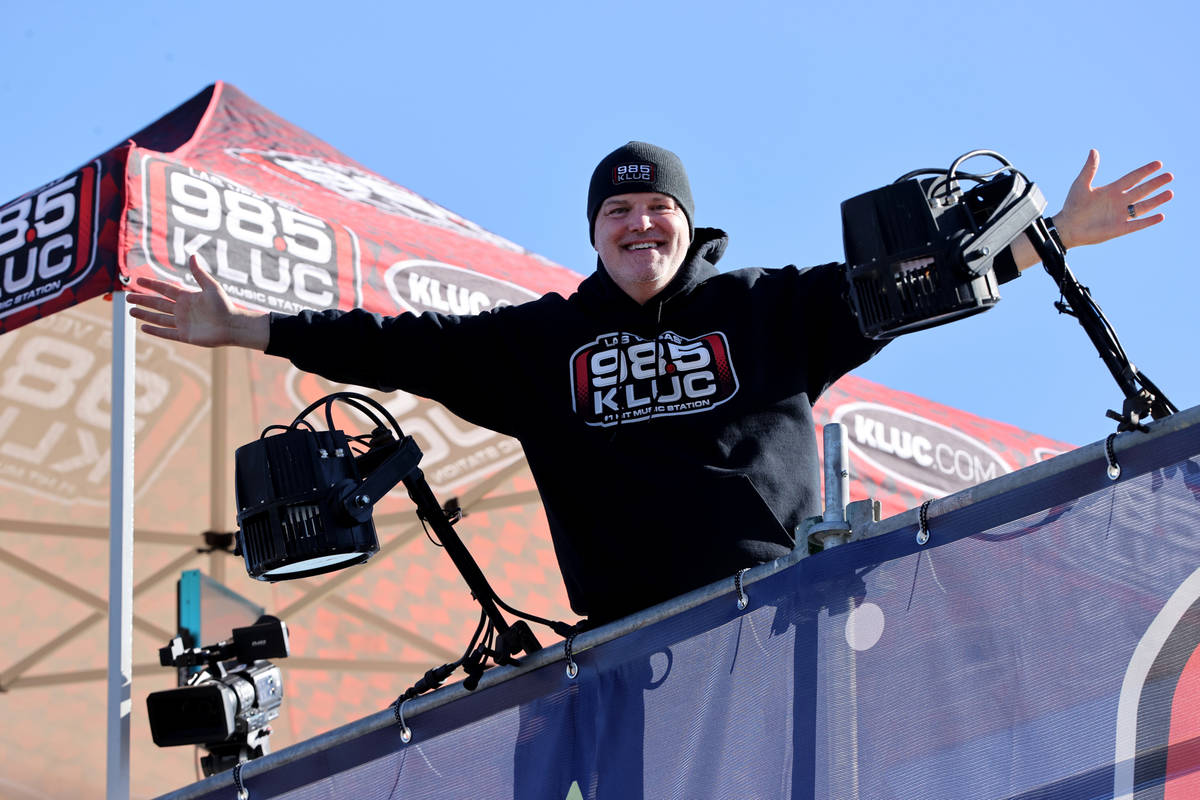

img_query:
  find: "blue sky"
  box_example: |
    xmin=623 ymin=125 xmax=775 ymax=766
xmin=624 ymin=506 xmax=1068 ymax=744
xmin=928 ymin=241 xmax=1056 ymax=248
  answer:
xmin=2 ymin=0 xmax=1195 ymax=446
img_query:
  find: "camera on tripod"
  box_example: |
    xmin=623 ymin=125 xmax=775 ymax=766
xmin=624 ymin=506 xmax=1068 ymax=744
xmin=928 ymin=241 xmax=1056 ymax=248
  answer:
xmin=146 ymin=615 xmax=290 ymax=776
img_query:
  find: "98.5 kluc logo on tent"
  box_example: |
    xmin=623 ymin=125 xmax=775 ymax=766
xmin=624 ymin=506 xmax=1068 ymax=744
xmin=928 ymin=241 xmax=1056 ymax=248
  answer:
xmin=0 ymin=162 xmax=101 ymax=320
xmin=137 ymin=155 xmax=362 ymax=314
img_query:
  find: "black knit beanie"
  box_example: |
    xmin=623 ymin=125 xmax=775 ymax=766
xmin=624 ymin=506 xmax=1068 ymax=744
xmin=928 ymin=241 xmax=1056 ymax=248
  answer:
xmin=587 ymin=141 xmax=694 ymax=244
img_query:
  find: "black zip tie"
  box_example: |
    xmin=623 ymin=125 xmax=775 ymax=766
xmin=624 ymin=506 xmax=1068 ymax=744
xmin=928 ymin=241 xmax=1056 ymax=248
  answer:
xmin=564 ymin=632 xmax=578 ymax=679
xmin=734 ymin=568 xmax=751 ymax=610
xmin=917 ymin=500 xmax=932 ymax=545
xmin=233 ymin=761 xmax=248 ymax=800
xmin=1105 ymin=433 xmax=1121 ymax=481
xmin=394 ymin=698 xmax=412 ymax=743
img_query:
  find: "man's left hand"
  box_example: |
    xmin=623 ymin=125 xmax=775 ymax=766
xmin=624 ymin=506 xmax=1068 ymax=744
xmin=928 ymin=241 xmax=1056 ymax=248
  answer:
xmin=1051 ymin=149 xmax=1173 ymax=249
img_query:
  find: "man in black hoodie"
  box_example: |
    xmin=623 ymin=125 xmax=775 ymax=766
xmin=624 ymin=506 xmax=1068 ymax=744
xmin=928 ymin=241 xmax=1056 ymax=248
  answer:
xmin=127 ymin=142 xmax=1173 ymax=623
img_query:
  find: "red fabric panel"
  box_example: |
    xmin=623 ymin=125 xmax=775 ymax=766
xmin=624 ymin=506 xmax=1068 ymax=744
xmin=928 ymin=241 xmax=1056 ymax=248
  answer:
xmin=0 ymin=145 xmax=127 ymax=333
xmin=1166 ymin=645 xmax=1200 ymax=798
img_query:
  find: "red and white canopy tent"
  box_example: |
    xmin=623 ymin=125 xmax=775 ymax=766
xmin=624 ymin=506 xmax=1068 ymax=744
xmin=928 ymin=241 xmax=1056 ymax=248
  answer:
xmin=0 ymin=83 xmax=1074 ymax=799
xmin=0 ymin=82 xmax=584 ymax=798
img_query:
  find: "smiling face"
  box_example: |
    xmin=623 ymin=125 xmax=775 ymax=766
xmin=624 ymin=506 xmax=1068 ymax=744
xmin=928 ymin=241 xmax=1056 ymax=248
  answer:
xmin=593 ymin=192 xmax=692 ymax=305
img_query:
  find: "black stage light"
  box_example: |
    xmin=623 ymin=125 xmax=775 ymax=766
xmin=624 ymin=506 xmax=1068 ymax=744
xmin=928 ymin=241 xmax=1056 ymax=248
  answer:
xmin=841 ymin=149 xmax=1176 ymax=430
xmin=234 ymin=425 xmax=387 ymax=580
xmin=146 ymin=616 xmax=289 ymax=776
xmin=232 ymin=392 xmax=543 ymax=677
xmin=842 ymin=149 xmax=1045 ymax=339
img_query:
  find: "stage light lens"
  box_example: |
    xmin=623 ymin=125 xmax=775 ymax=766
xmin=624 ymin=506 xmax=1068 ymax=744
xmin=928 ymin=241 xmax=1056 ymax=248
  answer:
xmin=262 ymin=552 xmax=370 ymax=577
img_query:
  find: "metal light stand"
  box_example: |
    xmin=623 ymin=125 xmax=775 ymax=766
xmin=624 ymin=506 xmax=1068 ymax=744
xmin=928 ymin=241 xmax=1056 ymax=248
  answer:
xmin=1025 ymin=219 xmax=1177 ymax=432
xmin=808 ymin=425 xmax=853 ymax=549
xmin=341 ymin=423 xmax=542 ymax=663
xmin=264 ymin=391 xmax=543 ymax=669
xmin=401 ymin=461 xmax=542 ymax=661
xmin=807 ymin=424 xmax=882 ymax=552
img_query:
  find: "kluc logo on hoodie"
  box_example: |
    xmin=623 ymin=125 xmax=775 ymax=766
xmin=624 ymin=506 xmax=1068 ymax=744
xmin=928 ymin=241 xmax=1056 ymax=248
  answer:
xmin=570 ymin=330 xmax=739 ymax=426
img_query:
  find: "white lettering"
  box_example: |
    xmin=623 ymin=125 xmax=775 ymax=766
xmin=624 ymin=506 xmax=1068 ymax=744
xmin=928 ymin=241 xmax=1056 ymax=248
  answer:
xmin=853 ymin=414 xmax=878 ymax=448
xmin=0 ymin=199 xmax=33 ymax=258
xmin=223 ymin=190 xmax=276 ymax=249
xmin=574 ymin=330 xmax=737 ymax=427
xmin=975 ymin=457 xmax=999 ymax=482
xmin=888 ymin=427 xmax=913 ymax=460
xmin=590 ymin=349 xmax=625 ymax=388
xmin=409 ymin=273 xmax=431 ymax=307
xmin=912 ymin=435 xmax=933 ymax=467
xmin=292 ymin=262 xmax=334 ymax=307
xmin=655 ymin=375 xmax=682 ymax=403
xmin=428 ymin=279 xmax=449 ymax=312
xmin=627 ymin=341 xmax=663 ymax=380
xmin=249 ymin=250 xmax=290 ymax=294
xmin=593 ymin=387 xmax=619 ymax=414
xmin=445 ymin=284 xmax=471 ymax=315
xmin=170 ymin=172 xmax=222 ymax=230
xmin=954 ymin=449 xmax=974 ymax=481
xmin=3 ymin=250 xmax=35 ymax=294
xmin=874 ymin=421 xmax=893 ymax=455
xmin=214 ymin=237 xmax=249 ymax=283
xmin=171 ymin=227 xmax=211 ymax=267
xmin=935 ymin=443 xmax=956 ymax=475
xmin=668 ymin=340 xmax=710 ymax=370
xmin=278 ymin=207 xmax=331 ymax=263
xmin=852 ymin=412 xmax=1003 ymax=485
xmin=683 ymin=371 xmax=716 ymax=398
xmin=33 ymin=178 xmax=77 ymax=239
xmin=38 ymin=234 xmax=73 ymax=279
xmin=624 ymin=382 xmax=653 ymax=409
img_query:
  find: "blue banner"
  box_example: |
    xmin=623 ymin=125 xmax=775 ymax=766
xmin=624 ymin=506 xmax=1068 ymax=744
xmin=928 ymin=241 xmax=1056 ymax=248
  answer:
xmin=168 ymin=445 xmax=1200 ymax=800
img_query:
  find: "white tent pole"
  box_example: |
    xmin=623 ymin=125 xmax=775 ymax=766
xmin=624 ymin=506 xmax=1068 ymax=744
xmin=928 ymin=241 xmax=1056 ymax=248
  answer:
xmin=106 ymin=291 xmax=135 ymax=800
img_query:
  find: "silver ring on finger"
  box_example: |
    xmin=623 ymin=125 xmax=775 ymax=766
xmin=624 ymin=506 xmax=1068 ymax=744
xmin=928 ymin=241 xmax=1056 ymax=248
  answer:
xmin=1128 ymin=203 xmax=1137 ymax=218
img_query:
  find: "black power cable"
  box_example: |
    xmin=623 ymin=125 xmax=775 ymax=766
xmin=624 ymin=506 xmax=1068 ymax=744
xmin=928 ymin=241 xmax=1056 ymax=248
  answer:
xmin=1026 ymin=219 xmax=1176 ymax=431
xmin=270 ymin=392 xmax=580 ymax=702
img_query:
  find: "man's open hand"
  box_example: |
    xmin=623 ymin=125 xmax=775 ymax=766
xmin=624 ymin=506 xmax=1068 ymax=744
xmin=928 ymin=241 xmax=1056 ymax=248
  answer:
xmin=127 ymin=255 xmax=270 ymax=350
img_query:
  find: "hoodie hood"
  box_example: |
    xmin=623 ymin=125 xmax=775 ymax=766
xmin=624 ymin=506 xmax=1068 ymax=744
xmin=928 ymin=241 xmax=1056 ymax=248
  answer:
xmin=577 ymin=227 xmax=729 ymax=324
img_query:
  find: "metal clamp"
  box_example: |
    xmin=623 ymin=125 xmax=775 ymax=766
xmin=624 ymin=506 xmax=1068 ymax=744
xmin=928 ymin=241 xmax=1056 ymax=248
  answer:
xmin=1105 ymin=433 xmax=1122 ymax=481
xmin=808 ymin=423 xmax=853 ymax=549
xmin=394 ymin=698 xmax=413 ymax=743
xmin=916 ymin=500 xmax=932 ymax=545
xmin=735 ymin=568 xmax=751 ymax=610
xmin=233 ymin=761 xmax=249 ymax=800
xmin=564 ymin=633 xmax=578 ymax=679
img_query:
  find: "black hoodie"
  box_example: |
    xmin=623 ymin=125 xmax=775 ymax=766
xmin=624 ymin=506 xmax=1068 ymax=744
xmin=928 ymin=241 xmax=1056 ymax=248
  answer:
xmin=267 ymin=228 xmax=882 ymax=623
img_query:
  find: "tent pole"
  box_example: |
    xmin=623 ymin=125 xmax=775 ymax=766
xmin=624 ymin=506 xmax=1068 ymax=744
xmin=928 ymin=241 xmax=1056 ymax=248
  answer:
xmin=209 ymin=347 xmax=228 ymax=584
xmin=107 ymin=291 xmax=135 ymax=800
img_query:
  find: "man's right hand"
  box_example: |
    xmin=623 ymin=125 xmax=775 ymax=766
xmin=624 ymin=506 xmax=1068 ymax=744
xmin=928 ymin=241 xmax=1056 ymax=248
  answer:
xmin=127 ymin=255 xmax=270 ymax=350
